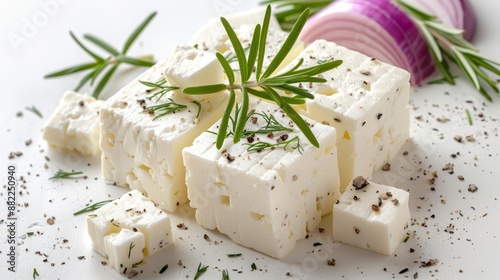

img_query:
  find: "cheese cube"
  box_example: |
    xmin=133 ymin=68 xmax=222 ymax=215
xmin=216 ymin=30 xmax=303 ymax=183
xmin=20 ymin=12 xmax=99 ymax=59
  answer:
xmin=281 ymin=40 xmax=411 ymax=190
xmin=104 ymin=229 xmax=145 ymax=273
xmin=163 ymin=45 xmax=225 ymax=93
xmin=190 ymin=7 xmax=281 ymax=52
xmin=183 ymin=98 xmax=340 ymax=258
xmin=99 ymin=56 xmax=228 ymax=212
xmin=332 ymin=176 xmax=410 ymax=255
xmin=86 ymin=190 xmax=173 ymax=259
xmin=43 ymin=91 xmax=103 ymax=155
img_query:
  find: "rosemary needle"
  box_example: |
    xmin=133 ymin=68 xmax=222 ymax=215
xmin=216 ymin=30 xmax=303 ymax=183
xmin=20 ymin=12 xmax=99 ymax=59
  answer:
xmin=45 ymin=12 xmax=158 ymax=99
xmin=73 ymin=200 xmax=113 ymax=216
xmin=25 ymin=105 xmax=43 ymax=118
xmin=49 ymin=170 xmax=85 ymax=180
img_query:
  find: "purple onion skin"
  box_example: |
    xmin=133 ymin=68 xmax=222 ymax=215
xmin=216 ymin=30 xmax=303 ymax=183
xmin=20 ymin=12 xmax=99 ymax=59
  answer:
xmin=461 ymin=0 xmax=477 ymax=41
xmin=300 ymin=0 xmax=435 ymax=86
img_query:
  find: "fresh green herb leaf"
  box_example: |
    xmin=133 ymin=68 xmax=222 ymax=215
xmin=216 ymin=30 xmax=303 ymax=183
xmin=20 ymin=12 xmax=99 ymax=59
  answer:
xmin=159 ymin=263 xmax=169 ymax=274
xmin=222 ymin=269 xmax=230 ymax=280
xmin=226 ymin=253 xmax=242 ymax=258
xmin=194 ymin=263 xmax=209 ymax=280
xmin=73 ymin=200 xmax=113 ymax=216
xmin=404 ymin=235 xmax=410 ymax=243
xmin=33 ymin=268 xmax=39 ymax=279
xmin=465 ymin=109 xmax=473 ymax=125
xmin=27 ymin=232 xmax=34 ymax=236
xmin=191 ymin=100 xmax=202 ymax=119
xmin=44 ymin=156 xmax=51 ymax=162
xmin=45 ymin=12 xmax=157 ymax=98
xmin=122 ymin=12 xmax=157 ymax=54
xmin=49 ymin=170 xmax=84 ymax=180
xmin=128 ymin=242 xmax=135 ymax=259
xmin=25 ymin=106 xmax=43 ymax=118
xmin=251 ymin=263 xmax=257 ymax=271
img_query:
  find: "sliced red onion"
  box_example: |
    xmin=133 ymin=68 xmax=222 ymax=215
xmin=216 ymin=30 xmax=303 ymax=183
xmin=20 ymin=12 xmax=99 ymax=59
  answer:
xmin=410 ymin=0 xmax=477 ymax=41
xmin=300 ymin=0 xmax=435 ymax=86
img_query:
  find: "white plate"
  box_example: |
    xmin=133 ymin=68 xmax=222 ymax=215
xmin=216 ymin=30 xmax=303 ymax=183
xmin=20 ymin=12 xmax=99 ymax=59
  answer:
xmin=1 ymin=0 xmax=499 ymax=279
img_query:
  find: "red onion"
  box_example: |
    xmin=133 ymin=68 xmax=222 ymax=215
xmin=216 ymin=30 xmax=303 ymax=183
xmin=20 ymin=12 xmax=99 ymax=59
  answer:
xmin=410 ymin=0 xmax=477 ymax=41
xmin=300 ymin=0 xmax=435 ymax=86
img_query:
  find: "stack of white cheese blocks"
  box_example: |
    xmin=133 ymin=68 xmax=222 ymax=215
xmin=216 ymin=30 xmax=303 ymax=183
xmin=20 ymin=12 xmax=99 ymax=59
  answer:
xmin=42 ymin=7 xmax=413 ymax=265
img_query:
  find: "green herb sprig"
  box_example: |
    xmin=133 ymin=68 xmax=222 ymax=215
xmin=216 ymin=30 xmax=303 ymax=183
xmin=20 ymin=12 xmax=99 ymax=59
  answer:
xmin=397 ymin=0 xmax=500 ymax=101
xmin=73 ymin=200 xmax=113 ymax=216
xmin=49 ymin=170 xmax=84 ymax=180
xmin=147 ymin=98 xmax=188 ymax=120
xmin=194 ymin=263 xmax=209 ymax=280
xmin=26 ymin=105 xmax=43 ymax=118
xmin=128 ymin=242 xmax=135 ymax=258
xmin=44 ymin=12 xmax=157 ymax=99
xmin=33 ymin=268 xmax=39 ymax=279
xmin=184 ymin=6 xmax=342 ymax=149
xmin=140 ymin=78 xmax=179 ymax=102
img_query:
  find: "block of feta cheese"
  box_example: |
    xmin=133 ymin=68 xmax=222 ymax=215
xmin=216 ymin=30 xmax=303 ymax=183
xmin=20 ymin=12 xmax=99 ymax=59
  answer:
xmin=163 ymin=45 xmax=224 ymax=93
xmin=99 ymin=48 xmax=229 ymax=212
xmin=190 ymin=7 xmax=281 ymax=52
xmin=87 ymin=189 xmax=173 ymax=271
xmin=43 ymin=91 xmax=103 ymax=155
xmin=183 ymin=98 xmax=340 ymax=258
xmin=332 ymin=176 xmax=410 ymax=255
xmin=279 ymin=40 xmax=411 ymax=191
xmin=104 ymin=229 xmax=145 ymax=273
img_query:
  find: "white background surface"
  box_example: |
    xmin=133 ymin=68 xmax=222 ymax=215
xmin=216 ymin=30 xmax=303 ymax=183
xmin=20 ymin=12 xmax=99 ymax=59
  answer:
xmin=1 ymin=0 xmax=499 ymax=279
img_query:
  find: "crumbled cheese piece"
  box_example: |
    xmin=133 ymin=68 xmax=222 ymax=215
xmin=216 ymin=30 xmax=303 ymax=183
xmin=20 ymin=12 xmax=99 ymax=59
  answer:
xmin=163 ymin=45 xmax=225 ymax=95
xmin=87 ymin=190 xmax=173 ymax=261
xmin=281 ymin=40 xmax=411 ymax=190
xmin=43 ymin=91 xmax=103 ymax=155
xmin=333 ymin=176 xmax=410 ymax=255
xmin=183 ymin=98 xmax=340 ymax=258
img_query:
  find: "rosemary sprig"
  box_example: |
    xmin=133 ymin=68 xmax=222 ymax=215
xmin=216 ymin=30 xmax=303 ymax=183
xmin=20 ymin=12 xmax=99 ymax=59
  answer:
xmin=194 ymin=263 xmax=209 ymax=280
xmin=26 ymin=105 xmax=43 ymax=118
xmin=184 ymin=6 xmax=342 ymax=149
xmin=44 ymin=12 xmax=157 ymax=99
xmin=397 ymin=0 xmax=500 ymax=101
xmin=49 ymin=170 xmax=84 ymax=180
xmin=260 ymin=0 xmax=332 ymax=31
xmin=73 ymin=200 xmax=113 ymax=216
xmin=222 ymin=269 xmax=230 ymax=280
xmin=245 ymin=135 xmax=304 ymax=153
xmin=140 ymin=78 xmax=179 ymax=102
xmin=33 ymin=268 xmax=39 ymax=279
